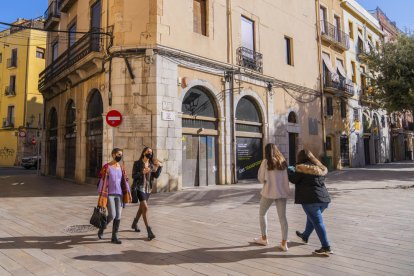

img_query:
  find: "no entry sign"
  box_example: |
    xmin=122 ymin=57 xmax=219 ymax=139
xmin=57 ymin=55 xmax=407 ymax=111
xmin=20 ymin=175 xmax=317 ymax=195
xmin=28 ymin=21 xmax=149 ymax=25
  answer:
xmin=106 ymin=110 xmax=123 ymax=127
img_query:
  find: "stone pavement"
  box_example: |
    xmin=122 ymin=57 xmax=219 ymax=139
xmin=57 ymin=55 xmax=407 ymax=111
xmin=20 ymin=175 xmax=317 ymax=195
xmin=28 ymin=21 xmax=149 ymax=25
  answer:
xmin=0 ymin=162 xmax=413 ymax=276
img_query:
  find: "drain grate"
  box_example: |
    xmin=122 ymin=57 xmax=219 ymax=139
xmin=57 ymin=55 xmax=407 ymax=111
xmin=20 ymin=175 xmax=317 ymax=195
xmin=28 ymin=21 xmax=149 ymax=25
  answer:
xmin=64 ymin=225 xmax=97 ymax=233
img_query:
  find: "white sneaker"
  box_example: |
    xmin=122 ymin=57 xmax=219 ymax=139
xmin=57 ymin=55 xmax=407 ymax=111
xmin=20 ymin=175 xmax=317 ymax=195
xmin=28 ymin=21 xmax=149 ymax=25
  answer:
xmin=279 ymin=242 xmax=289 ymax=252
xmin=253 ymin=237 xmax=268 ymax=246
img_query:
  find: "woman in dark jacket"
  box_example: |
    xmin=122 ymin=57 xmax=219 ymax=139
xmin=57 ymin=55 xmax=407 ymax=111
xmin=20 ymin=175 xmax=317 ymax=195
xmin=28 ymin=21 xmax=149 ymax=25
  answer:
xmin=131 ymin=147 xmax=162 ymax=240
xmin=288 ymin=149 xmax=332 ymax=256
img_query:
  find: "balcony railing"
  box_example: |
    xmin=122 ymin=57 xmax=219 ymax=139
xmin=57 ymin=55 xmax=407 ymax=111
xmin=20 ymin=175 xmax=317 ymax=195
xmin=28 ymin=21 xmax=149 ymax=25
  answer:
xmin=4 ymin=86 xmax=16 ymax=96
xmin=320 ymin=20 xmax=350 ymax=50
xmin=44 ymin=0 xmax=61 ymax=29
xmin=2 ymin=117 xmax=15 ymax=128
xmin=7 ymin=58 xmax=17 ymax=68
xmin=236 ymin=47 xmax=263 ymax=73
xmin=324 ymin=71 xmax=354 ymax=96
xmin=39 ymin=31 xmax=103 ymax=90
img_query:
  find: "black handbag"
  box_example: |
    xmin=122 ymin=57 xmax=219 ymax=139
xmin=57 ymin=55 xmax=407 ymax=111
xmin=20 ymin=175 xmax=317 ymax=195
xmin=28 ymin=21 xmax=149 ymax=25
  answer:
xmin=90 ymin=206 xmax=107 ymax=228
xmin=131 ymin=181 xmax=139 ymax=203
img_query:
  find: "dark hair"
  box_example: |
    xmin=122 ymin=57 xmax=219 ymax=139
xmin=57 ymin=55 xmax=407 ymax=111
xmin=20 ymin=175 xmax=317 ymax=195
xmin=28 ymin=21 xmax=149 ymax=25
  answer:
xmin=139 ymin=146 xmax=153 ymax=163
xmin=265 ymin=143 xmax=287 ymax=170
xmin=297 ymin=149 xmax=321 ymax=166
xmin=111 ymin=148 xmax=123 ymax=155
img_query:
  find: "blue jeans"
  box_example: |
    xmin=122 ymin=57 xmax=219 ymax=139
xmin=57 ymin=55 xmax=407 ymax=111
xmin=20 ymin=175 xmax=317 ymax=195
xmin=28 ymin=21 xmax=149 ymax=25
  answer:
xmin=302 ymin=203 xmax=330 ymax=248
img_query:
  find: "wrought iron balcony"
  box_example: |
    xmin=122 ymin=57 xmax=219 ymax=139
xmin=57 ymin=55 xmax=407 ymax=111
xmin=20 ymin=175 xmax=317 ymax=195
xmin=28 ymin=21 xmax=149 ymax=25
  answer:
xmin=236 ymin=47 xmax=263 ymax=73
xmin=359 ymin=87 xmax=378 ymax=107
xmin=320 ymin=20 xmax=350 ymax=51
xmin=4 ymin=86 xmax=16 ymax=97
xmin=2 ymin=117 xmax=14 ymax=128
xmin=39 ymin=31 xmax=103 ymax=91
xmin=7 ymin=58 xmax=17 ymax=68
xmin=44 ymin=0 xmax=61 ymax=30
xmin=323 ymin=71 xmax=354 ymax=96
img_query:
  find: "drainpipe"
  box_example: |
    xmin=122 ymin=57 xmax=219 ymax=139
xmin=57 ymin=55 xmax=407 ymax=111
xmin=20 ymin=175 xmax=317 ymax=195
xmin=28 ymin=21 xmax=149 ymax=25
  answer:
xmin=230 ymin=71 xmax=236 ymax=184
xmin=226 ymin=0 xmax=233 ymax=64
xmin=315 ymin=0 xmax=327 ymax=158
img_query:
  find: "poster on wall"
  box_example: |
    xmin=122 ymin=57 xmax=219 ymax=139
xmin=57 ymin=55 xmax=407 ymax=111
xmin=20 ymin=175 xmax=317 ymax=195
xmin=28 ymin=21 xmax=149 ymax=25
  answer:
xmin=236 ymin=137 xmax=263 ymax=180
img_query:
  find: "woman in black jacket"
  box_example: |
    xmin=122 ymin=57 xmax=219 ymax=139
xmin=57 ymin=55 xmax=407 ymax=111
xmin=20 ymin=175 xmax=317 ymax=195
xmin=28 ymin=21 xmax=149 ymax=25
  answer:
xmin=288 ymin=149 xmax=332 ymax=256
xmin=131 ymin=147 xmax=162 ymax=240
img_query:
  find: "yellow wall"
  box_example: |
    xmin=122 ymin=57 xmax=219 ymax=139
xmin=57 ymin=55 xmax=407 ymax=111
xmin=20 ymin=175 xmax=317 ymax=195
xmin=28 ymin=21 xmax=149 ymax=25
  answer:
xmin=0 ymin=26 xmax=46 ymax=166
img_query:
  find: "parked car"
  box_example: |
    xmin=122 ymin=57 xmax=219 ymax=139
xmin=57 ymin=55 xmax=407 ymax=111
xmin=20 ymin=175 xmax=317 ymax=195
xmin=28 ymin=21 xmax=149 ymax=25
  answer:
xmin=21 ymin=156 xmax=41 ymax=169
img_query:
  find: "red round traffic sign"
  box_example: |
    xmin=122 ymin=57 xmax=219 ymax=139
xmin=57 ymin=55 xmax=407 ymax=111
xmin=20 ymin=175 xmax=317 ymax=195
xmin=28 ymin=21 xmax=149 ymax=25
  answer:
xmin=31 ymin=137 xmax=36 ymax=145
xmin=106 ymin=110 xmax=123 ymax=127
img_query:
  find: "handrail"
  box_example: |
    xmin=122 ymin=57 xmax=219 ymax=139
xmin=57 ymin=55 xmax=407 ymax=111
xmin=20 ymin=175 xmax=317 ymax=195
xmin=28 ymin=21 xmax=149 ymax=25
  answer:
xmin=320 ymin=20 xmax=350 ymax=49
xmin=236 ymin=46 xmax=263 ymax=73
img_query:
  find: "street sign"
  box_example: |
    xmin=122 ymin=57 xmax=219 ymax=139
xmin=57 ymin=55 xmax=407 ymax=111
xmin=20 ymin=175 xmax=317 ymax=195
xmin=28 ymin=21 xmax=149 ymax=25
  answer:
xmin=106 ymin=110 xmax=123 ymax=127
xmin=19 ymin=131 xmax=26 ymax=138
xmin=31 ymin=137 xmax=36 ymax=145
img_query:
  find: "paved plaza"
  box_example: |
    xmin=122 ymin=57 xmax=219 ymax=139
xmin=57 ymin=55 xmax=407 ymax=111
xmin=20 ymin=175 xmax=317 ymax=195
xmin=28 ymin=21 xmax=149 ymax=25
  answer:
xmin=0 ymin=162 xmax=413 ymax=276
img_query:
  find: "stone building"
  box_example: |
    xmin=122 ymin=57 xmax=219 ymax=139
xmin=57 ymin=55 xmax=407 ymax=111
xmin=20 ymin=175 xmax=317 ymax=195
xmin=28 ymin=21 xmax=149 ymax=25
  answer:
xmin=40 ymin=0 xmax=324 ymax=189
xmin=0 ymin=19 xmax=45 ymax=167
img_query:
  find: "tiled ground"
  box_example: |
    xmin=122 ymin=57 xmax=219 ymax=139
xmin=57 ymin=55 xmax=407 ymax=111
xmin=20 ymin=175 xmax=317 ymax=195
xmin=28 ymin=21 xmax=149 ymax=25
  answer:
xmin=0 ymin=162 xmax=413 ymax=275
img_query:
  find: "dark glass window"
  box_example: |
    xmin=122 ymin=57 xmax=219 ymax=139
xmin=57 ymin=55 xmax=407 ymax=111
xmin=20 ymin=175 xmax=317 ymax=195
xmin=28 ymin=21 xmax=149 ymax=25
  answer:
xmin=87 ymin=90 xmax=103 ymax=136
xmin=52 ymin=42 xmax=58 ymax=61
xmin=326 ymin=136 xmax=332 ymax=151
xmin=182 ymin=87 xmax=217 ymax=130
xmin=68 ymin=22 xmax=77 ymax=47
xmin=326 ymin=97 xmax=333 ymax=116
xmin=236 ymin=97 xmax=261 ymax=122
xmin=65 ymin=100 xmax=76 ymax=136
xmin=49 ymin=108 xmax=58 ymax=137
xmin=285 ymin=36 xmax=293 ymax=66
xmin=288 ymin=112 xmax=297 ymax=123
xmin=36 ymin=47 xmax=45 ymax=59
xmin=340 ymin=98 xmax=347 ymax=119
xmin=182 ymin=87 xmax=216 ymax=117
xmin=236 ymin=97 xmax=262 ymax=133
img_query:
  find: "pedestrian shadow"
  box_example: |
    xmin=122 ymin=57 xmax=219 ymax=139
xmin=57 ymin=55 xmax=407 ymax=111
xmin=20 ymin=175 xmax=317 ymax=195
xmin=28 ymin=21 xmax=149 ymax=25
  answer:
xmin=74 ymin=243 xmax=324 ymax=265
xmin=0 ymin=234 xmax=138 ymax=250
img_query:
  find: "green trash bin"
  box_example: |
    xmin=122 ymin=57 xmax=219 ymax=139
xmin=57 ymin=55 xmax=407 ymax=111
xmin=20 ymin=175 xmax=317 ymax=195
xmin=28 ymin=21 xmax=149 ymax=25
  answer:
xmin=321 ymin=156 xmax=333 ymax=172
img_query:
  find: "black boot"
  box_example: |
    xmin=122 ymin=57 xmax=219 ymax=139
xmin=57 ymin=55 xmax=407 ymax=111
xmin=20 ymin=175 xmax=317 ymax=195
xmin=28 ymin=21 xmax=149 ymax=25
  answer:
xmin=131 ymin=218 xmax=140 ymax=232
xmin=111 ymin=219 xmax=122 ymax=244
xmin=97 ymin=226 xmax=105 ymax=239
xmin=147 ymin=226 xmax=155 ymax=240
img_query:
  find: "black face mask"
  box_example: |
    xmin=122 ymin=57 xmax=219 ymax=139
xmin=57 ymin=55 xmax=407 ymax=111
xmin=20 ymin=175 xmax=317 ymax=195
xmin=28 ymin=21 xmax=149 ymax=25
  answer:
xmin=114 ymin=156 xmax=122 ymax=162
xmin=145 ymin=153 xmax=153 ymax=159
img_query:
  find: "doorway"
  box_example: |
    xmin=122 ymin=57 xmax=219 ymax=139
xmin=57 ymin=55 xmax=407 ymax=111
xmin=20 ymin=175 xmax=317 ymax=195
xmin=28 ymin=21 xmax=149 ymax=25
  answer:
xmin=288 ymin=133 xmax=298 ymax=166
xmin=182 ymin=135 xmax=218 ymax=187
xmin=364 ymin=137 xmax=371 ymax=165
xmin=48 ymin=108 xmax=58 ymax=176
xmin=340 ymin=135 xmax=350 ymax=167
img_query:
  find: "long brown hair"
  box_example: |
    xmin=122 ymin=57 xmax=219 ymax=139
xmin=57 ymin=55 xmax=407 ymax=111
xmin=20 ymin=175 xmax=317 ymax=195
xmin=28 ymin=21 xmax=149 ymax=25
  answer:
xmin=297 ymin=149 xmax=323 ymax=167
xmin=265 ymin=143 xmax=287 ymax=170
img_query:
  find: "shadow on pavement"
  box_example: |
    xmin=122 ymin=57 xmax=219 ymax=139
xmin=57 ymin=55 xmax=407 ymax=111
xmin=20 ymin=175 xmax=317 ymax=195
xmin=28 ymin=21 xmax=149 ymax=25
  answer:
xmin=74 ymin=243 xmax=324 ymax=265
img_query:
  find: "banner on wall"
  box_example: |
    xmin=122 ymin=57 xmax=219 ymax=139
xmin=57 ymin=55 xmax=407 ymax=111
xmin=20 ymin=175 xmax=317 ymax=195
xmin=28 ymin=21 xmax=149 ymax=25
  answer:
xmin=236 ymin=137 xmax=262 ymax=180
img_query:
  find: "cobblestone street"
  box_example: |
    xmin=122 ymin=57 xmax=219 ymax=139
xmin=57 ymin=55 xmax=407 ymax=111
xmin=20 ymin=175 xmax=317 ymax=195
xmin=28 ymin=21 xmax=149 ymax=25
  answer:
xmin=0 ymin=162 xmax=413 ymax=276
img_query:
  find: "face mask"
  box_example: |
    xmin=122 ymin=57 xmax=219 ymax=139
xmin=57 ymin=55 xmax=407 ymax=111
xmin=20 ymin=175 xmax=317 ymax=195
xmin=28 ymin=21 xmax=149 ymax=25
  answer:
xmin=145 ymin=153 xmax=153 ymax=159
xmin=114 ymin=156 xmax=122 ymax=162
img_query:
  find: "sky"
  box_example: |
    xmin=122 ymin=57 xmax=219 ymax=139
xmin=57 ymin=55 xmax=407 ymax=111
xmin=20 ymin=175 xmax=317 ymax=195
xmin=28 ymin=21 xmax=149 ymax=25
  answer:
xmin=0 ymin=0 xmax=412 ymax=31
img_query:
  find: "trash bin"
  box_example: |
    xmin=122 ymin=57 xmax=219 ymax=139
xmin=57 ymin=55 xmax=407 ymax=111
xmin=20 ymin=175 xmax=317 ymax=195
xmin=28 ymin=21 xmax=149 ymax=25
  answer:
xmin=321 ymin=156 xmax=333 ymax=172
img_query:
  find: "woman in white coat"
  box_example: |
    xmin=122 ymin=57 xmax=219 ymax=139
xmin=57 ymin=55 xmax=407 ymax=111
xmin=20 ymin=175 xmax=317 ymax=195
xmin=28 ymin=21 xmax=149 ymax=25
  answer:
xmin=254 ymin=143 xmax=291 ymax=251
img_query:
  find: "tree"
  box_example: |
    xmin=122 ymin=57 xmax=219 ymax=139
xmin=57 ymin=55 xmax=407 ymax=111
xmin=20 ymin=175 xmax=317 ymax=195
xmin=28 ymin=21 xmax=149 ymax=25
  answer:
xmin=367 ymin=33 xmax=414 ymax=113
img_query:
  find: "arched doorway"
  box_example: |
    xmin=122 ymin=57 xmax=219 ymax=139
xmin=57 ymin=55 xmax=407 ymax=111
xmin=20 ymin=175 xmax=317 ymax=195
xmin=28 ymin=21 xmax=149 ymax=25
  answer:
xmin=235 ymin=96 xmax=263 ymax=180
xmin=65 ymin=100 xmax=76 ymax=179
xmin=182 ymin=86 xmax=219 ymax=187
xmin=287 ymin=111 xmax=298 ymax=166
xmin=48 ymin=108 xmax=58 ymax=176
xmin=86 ymin=90 xmax=103 ymax=178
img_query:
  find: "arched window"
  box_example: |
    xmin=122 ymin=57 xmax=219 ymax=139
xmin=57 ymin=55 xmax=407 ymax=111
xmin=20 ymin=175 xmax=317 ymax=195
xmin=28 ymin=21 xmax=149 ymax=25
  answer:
xmin=86 ymin=90 xmax=103 ymax=178
xmin=182 ymin=86 xmax=218 ymax=130
xmin=288 ymin=112 xmax=297 ymax=124
xmin=236 ymin=97 xmax=262 ymax=133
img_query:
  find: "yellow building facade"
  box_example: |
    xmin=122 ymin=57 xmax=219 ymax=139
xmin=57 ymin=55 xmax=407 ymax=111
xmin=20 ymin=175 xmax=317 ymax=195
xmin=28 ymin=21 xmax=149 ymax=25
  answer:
xmin=0 ymin=19 xmax=46 ymax=166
